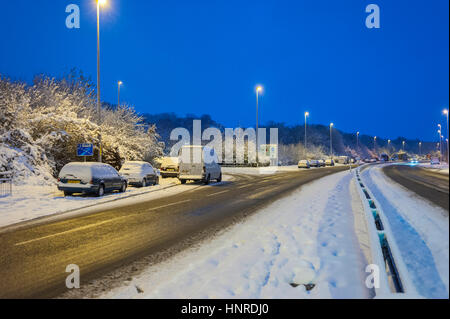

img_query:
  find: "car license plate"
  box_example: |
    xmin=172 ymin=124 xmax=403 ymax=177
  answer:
xmin=67 ymin=180 xmax=80 ymax=184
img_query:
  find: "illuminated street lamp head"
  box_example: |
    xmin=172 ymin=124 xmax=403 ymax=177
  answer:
xmin=118 ymin=81 xmax=123 ymax=86
xmin=305 ymin=112 xmax=309 ymax=117
xmin=330 ymin=123 xmax=334 ymax=127
xmin=444 ymin=109 xmax=448 ymax=115
xmin=98 ymin=0 xmax=107 ymax=5
xmin=357 ymin=131 xmax=360 ymax=135
xmin=256 ymin=86 xmax=263 ymax=93
xmin=374 ymin=136 xmax=377 ymax=140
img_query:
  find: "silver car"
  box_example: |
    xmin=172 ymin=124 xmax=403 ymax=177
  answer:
xmin=119 ymin=161 xmax=159 ymax=187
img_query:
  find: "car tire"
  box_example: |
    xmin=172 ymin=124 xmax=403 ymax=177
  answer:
xmin=97 ymin=185 xmax=105 ymax=197
xmin=64 ymin=191 xmax=73 ymax=197
xmin=119 ymin=182 xmax=127 ymax=193
xmin=141 ymin=179 xmax=147 ymax=187
xmin=204 ymin=174 xmax=210 ymax=185
xmin=180 ymin=179 xmax=186 ymax=184
xmin=217 ymin=173 xmax=222 ymax=183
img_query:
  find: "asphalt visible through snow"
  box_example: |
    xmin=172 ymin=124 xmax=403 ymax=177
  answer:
xmin=383 ymin=164 xmax=449 ymax=211
xmin=0 ymin=166 xmax=349 ymax=298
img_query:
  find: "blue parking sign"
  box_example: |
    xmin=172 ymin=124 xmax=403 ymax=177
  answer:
xmin=77 ymin=143 xmax=94 ymax=157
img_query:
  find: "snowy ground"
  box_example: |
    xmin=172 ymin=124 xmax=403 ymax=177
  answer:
xmin=361 ymin=165 xmax=449 ymax=299
xmin=101 ymin=170 xmax=374 ymax=299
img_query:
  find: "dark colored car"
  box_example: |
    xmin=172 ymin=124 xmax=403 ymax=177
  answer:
xmin=58 ymin=162 xmax=127 ymax=197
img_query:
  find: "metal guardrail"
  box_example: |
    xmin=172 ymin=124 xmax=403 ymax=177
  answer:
xmin=0 ymin=171 xmax=13 ymax=197
xmin=354 ymin=167 xmax=419 ymax=297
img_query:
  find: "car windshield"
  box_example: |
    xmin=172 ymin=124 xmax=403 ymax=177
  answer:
xmin=120 ymin=163 xmax=143 ymax=172
xmin=59 ymin=164 xmax=92 ymax=180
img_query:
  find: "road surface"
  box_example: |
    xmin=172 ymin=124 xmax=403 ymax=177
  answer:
xmin=383 ymin=164 xmax=449 ymax=211
xmin=0 ymin=166 xmax=348 ymax=298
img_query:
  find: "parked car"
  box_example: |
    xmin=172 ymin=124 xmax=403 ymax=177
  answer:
xmin=410 ymin=157 xmax=419 ymax=164
xmin=431 ymin=157 xmax=440 ymax=165
xmin=159 ymin=157 xmax=179 ymax=178
xmin=309 ymin=160 xmax=320 ymax=167
xmin=318 ymin=159 xmax=326 ymax=167
xmin=178 ymin=145 xmax=222 ymax=184
xmin=298 ymin=160 xmax=310 ymax=169
xmin=325 ymin=159 xmax=335 ymax=166
xmin=119 ymin=161 xmax=159 ymax=187
xmin=58 ymin=162 xmax=127 ymax=197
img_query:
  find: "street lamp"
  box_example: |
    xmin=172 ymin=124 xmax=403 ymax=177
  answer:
xmin=374 ymin=136 xmax=377 ymax=154
xmin=304 ymin=112 xmax=309 ymax=159
xmin=118 ymin=81 xmax=123 ymax=107
xmin=419 ymin=142 xmax=422 ymax=156
xmin=444 ymin=109 xmax=449 ymax=163
xmin=438 ymin=128 xmax=442 ymax=161
xmin=96 ymin=0 xmax=107 ymax=162
xmin=356 ymin=132 xmax=360 ymax=152
xmin=256 ymin=86 xmax=263 ymax=166
xmin=388 ymin=139 xmax=391 ymax=152
xmin=330 ymin=123 xmax=334 ymax=159
xmin=402 ymin=141 xmax=405 ymax=151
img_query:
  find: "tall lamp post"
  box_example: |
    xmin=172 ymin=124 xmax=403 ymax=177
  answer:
xmin=402 ymin=141 xmax=405 ymax=151
xmin=304 ymin=112 xmax=309 ymax=159
xmin=443 ymin=109 xmax=449 ymax=163
xmin=256 ymin=86 xmax=263 ymax=167
xmin=118 ymin=81 xmax=123 ymax=107
xmin=356 ymin=132 xmax=360 ymax=153
xmin=96 ymin=0 xmax=107 ymax=162
xmin=329 ymin=123 xmax=334 ymax=159
xmin=374 ymin=136 xmax=377 ymax=154
xmin=388 ymin=139 xmax=391 ymax=153
xmin=419 ymin=142 xmax=422 ymax=157
xmin=438 ymin=125 xmax=442 ymax=161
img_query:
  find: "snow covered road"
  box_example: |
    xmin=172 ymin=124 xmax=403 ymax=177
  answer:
xmin=102 ymin=170 xmax=374 ymax=299
xmin=361 ymin=165 xmax=449 ymax=299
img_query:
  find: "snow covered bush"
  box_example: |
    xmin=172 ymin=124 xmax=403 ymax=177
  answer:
xmin=0 ymin=72 xmax=163 ymax=184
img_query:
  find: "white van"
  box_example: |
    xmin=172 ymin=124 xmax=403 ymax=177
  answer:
xmin=178 ymin=145 xmax=222 ymax=184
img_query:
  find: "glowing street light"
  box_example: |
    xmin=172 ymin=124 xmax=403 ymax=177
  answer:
xmin=118 ymin=81 xmax=123 ymax=107
xmin=96 ymin=0 xmax=107 ymax=162
xmin=304 ymin=112 xmax=309 ymax=159
xmin=255 ymin=86 xmax=263 ymax=166
xmin=402 ymin=141 xmax=405 ymax=151
xmin=419 ymin=142 xmax=422 ymax=156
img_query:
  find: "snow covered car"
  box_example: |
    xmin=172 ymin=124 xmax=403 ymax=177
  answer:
xmin=298 ymin=160 xmax=310 ymax=168
xmin=325 ymin=159 xmax=335 ymax=166
xmin=58 ymin=162 xmax=127 ymax=197
xmin=159 ymin=157 xmax=179 ymax=178
xmin=119 ymin=161 xmax=159 ymax=187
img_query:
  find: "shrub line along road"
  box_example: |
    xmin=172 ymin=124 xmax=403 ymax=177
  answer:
xmin=0 ymin=166 xmax=349 ymax=298
xmin=383 ymin=164 xmax=449 ymax=211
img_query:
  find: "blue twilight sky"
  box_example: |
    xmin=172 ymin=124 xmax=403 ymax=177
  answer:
xmin=0 ymin=0 xmax=448 ymax=141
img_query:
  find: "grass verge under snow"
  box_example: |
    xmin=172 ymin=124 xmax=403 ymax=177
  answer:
xmin=101 ymin=170 xmax=374 ymax=299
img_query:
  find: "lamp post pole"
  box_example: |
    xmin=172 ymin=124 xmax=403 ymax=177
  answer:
xmin=118 ymin=81 xmax=123 ymax=107
xmin=96 ymin=0 xmax=104 ymax=162
xmin=256 ymin=86 xmax=262 ymax=167
xmin=304 ymin=112 xmax=309 ymax=159
xmin=330 ymin=123 xmax=334 ymax=159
